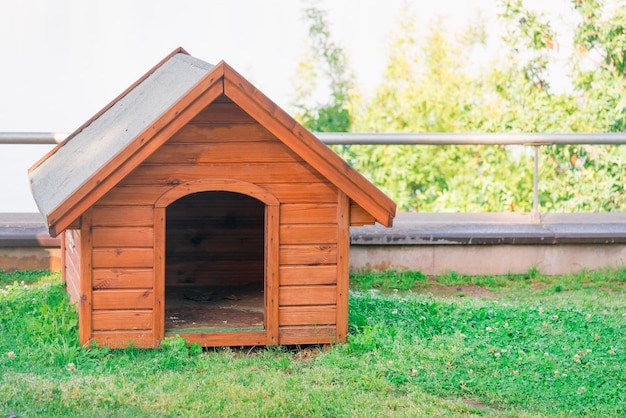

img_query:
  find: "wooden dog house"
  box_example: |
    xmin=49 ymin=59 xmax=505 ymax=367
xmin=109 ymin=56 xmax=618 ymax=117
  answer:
xmin=29 ymin=48 xmax=396 ymax=348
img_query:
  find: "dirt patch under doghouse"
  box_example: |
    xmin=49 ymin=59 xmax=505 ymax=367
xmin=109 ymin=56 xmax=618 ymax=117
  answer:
xmin=165 ymin=284 xmax=264 ymax=332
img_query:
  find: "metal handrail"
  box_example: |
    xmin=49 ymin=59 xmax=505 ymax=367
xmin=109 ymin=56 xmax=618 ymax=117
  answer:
xmin=2 ymin=132 xmax=626 ymax=145
xmin=316 ymin=133 xmax=626 ymax=219
xmin=0 ymin=132 xmax=70 ymax=145
xmin=316 ymin=132 xmax=626 ymax=145
xmin=3 ymin=132 xmax=625 ymax=220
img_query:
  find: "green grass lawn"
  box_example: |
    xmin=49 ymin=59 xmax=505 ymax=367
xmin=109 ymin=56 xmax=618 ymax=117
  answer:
xmin=0 ymin=268 xmax=624 ymax=417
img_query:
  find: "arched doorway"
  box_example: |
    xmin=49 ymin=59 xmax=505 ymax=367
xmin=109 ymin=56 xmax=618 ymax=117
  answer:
xmin=153 ymin=178 xmax=280 ymax=345
xmin=164 ymin=191 xmax=265 ymax=333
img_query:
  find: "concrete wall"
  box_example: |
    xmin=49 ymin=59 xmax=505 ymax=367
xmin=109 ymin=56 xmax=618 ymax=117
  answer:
xmin=0 ymin=247 xmax=62 ymax=271
xmin=350 ymin=244 xmax=626 ymax=275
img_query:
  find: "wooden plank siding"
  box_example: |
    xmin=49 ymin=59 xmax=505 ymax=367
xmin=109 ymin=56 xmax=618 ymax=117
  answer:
xmin=92 ymin=310 xmax=152 ymax=331
xmin=92 ymin=289 xmax=154 ymax=310
xmin=143 ymin=142 xmax=301 ymax=164
xmin=92 ymin=206 xmax=153 ymax=227
xmin=279 ymin=224 xmax=337 ymax=244
xmin=92 ymin=269 xmax=153 ymax=290
xmin=118 ymin=163 xmax=327 ymax=187
xmin=278 ymin=306 xmax=336 ymax=326
xmin=279 ymin=326 xmax=337 ymax=345
xmin=279 ymin=266 xmax=337 ymax=286
xmin=87 ymin=203 xmax=155 ymax=344
xmin=279 ymin=245 xmax=337 ymax=265
xmin=92 ymin=227 xmax=153 ymax=248
xmin=167 ymin=123 xmax=275 ymax=143
xmin=281 ymin=204 xmax=337 ymax=224
xmin=64 ymin=229 xmax=81 ymax=307
xmin=87 ymin=96 xmax=348 ymax=347
xmin=350 ymin=201 xmax=376 ymax=226
xmin=276 ymin=169 xmax=340 ymax=341
xmin=92 ymin=331 xmax=154 ymax=349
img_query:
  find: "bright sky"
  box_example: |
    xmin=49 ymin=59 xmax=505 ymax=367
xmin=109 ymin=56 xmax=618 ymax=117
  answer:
xmin=0 ymin=0 xmax=573 ymax=212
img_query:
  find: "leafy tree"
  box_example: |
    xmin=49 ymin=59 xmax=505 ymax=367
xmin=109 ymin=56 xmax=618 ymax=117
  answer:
xmin=497 ymin=0 xmax=626 ymax=211
xmin=345 ymin=7 xmax=534 ymax=211
xmin=293 ymin=1 xmax=626 ymax=212
xmin=292 ymin=3 xmax=354 ymax=132
xmin=572 ymin=0 xmax=626 ymax=131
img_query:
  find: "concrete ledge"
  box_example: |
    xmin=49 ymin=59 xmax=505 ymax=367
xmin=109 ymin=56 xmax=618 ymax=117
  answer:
xmin=0 ymin=213 xmax=61 ymax=271
xmin=1 ymin=212 xmax=625 ymax=275
xmin=0 ymin=213 xmax=59 ymax=247
xmin=349 ymin=213 xmax=626 ymax=275
xmin=351 ymin=212 xmax=626 ymax=245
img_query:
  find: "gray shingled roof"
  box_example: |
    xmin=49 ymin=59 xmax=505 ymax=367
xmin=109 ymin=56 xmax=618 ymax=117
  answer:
xmin=29 ymin=53 xmax=214 ymax=224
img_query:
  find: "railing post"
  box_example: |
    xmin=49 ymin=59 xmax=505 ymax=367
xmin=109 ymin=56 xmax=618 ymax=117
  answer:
xmin=531 ymin=145 xmax=541 ymax=223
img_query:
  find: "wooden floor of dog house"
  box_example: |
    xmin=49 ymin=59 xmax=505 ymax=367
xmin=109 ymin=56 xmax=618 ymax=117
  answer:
xmin=165 ymin=284 xmax=264 ymax=333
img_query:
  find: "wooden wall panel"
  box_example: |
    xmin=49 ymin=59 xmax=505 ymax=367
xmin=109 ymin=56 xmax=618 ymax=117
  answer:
xmin=259 ymin=183 xmax=337 ymax=204
xmin=279 ymin=245 xmax=337 ymax=265
xmin=279 ymin=266 xmax=337 ymax=286
xmin=169 ymin=123 xmax=275 ymax=143
xmin=92 ymin=206 xmax=153 ymax=227
xmin=65 ymin=255 xmax=80 ymax=305
xmin=350 ymin=201 xmax=376 ymax=226
xmin=279 ymin=306 xmax=336 ymax=326
xmin=92 ymin=310 xmax=152 ymax=331
xmin=65 ymin=272 xmax=80 ymax=306
xmin=192 ymin=101 xmax=256 ymax=124
xmin=92 ymin=248 xmax=153 ymax=268
xmin=166 ymin=260 xmax=264 ymax=282
xmin=92 ymin=227 xmax=153 ymax=248
xmin=97 ymin=186 xmax=167 ymax=206
xmin=65 ymin=246 xmax=80 ymax=281
xmin=279 ymin=224 xmax=337 ymax=245
xmin=92 ymin=331 xmax=154 ymax=349
xmin=92 ymin=289 xmax=153 ymax=310
xmin=280 ymin=204 xmax=336 ymax=224
xmin=279 ymin=326 xmax=336 ymax=345
xmin=92 ymin=268 xmax=153 ymax=289
xmin=67 ymin=229 xmax=81 ymax=257
xmin=166 ymin=236 xmax=264 ymax=255
xmin=119 ymin=163 xmax=326 ymax=186
xmin=278 ymin=285 xmax=336 ymax=306
xmin=145 ymin=143 xmax=301 ymax=165
xmin=64 ymin=229 xmax=81 ymax=306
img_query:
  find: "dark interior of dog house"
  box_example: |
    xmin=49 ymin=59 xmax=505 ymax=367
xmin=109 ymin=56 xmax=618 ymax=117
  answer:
xmin=165 ymin=191 xmax=265 ymax=332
